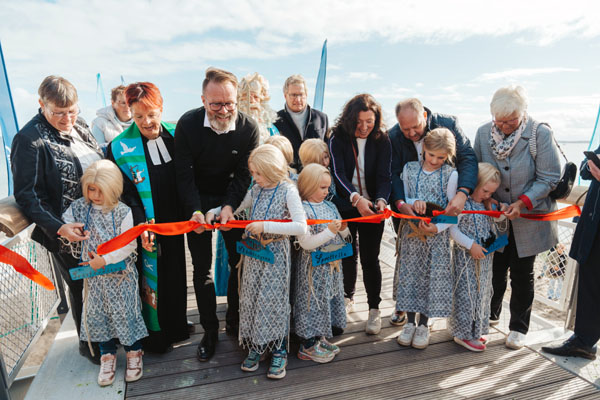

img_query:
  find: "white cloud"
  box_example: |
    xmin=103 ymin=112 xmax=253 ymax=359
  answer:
xmin=475 ymin=67 xmax=579 ymax=83
xmin=348 ymin=72 xmax=380 ymax=81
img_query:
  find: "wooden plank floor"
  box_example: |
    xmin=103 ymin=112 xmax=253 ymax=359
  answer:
xmin=126 ymin=230 xmax=599 ymax=399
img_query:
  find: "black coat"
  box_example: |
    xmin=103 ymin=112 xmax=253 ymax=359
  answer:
xmin=388 ymin=107 xmax=478 ymax=206
xmin=11 ymin=112 xmax=101 ymax=252
xmin=570 ymin=144 xmax=600 ymax=265
xmin=274 ymin=105 xmax=329 ymax=170
xmin=329 ymin=131 xmax=392 ymax=212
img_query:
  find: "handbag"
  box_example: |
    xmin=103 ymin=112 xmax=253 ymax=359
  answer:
xmin=529 ymin=122 xmax=577 ymax=200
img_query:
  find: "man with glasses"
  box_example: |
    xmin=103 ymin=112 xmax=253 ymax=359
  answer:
xmin=175 ymin=67 xmax=259 ymax=362
xmin=274 ymin=74 xmax=329 ymax=170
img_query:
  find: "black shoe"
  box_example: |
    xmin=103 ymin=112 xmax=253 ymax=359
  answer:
xmin=79 ymin=341 xmax=101 ymax=365
xmin=542 ymin=335 xmax=597 ymax=360
xmin=331 ymin=326 xmax=344 ymax=336
xmin=197 ymin=331 xmax=218 ymax=362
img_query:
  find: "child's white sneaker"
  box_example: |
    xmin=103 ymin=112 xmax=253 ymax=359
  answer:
xmin=505 ymin=331 xmax=526 ymax=350
xmin=125 ymin=350 xmax=143 ymax=382
xmin=98 ymin=353 xmax=116 ymax=387
xmin=412 ymin=325 xmax=430 ymax=349
xmin=397 ymin=323 xmax=416 ymax=346
xmin=344 ymin=297 xmax=354 ymax=313
xmin=365 ymin=309 xmax=381 ymax=335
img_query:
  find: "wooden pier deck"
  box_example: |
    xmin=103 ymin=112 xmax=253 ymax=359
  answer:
xmin=124 ymin=233 xmax=600 ymax=400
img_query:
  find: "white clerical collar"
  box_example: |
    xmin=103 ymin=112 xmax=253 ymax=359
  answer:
xmin=147 ymin=136 xmax=172 ymax=166
xmin=203 ymin=111 xmax=236 ymax=135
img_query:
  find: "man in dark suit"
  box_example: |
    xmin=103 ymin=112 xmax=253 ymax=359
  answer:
xmin=274 ymin=74 xmax=329 ymax=170
xmin=542 ymin=149 xmax=600 ymax=360
xmin=175 ymin=67 xmax=260 ymax=362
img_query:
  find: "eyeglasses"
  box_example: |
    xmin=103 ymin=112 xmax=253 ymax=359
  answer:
xmin=45 ymin=106 xmax=80 ymax=119
xmin=208 ymin=102 xmax=236 ymax=111
xmin=287 ymin=93 xmax=306 ymax=99
xmin=493 ymin=117 xmax=520 ymax=126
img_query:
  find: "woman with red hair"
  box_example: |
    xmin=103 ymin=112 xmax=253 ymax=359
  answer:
xmin=107 ymin=82 xmax=189 ymax=352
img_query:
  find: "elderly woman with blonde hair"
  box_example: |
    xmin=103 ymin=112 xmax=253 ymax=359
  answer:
xmin=238 ymin=72 xmax=279 ymax=142
xmin=473 ymin=85 xmax=561 ymax=350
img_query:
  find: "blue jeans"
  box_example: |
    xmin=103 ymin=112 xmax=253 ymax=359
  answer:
xmin=99 ymin=339 xmax=142 ymax=355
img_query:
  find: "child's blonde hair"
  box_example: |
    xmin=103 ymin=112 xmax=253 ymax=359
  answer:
xmin=265 ymin=135 xmax=294 ymax=166
xmin=297 ymin=163 xmax=330 ymax=201
xmin=476 ymin=162 xmax=501 ymax=191
xmin=81 ymin=160 xmax=123 ymax=211
xmin=423 ymin=127 xmax=456 ymax=163
xmin=248 ymin=144 xmax=289 ymax=186
xmin=299 ymin=138 xmax=329 ymax=167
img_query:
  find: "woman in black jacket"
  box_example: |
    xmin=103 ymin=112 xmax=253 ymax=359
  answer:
xmin=11 ymin=76 xmax=103 ymax=363
xmin=329 ymin=94 xmax=392 ymax=335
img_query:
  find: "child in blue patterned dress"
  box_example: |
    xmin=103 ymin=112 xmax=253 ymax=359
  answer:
xmin=294 ymin=164 xmax=349 ymax=363
xmin=62 ymin=160 xmax=147 ymax=387
xmin=299 ymin=138 xmax=336 ymax=200
xmin=449 ymin=162 xmax=504 ymax=352
xmin=395 ymin=128 xmax=458 ymax=350
xmin=207 ymin=144 xmax=307 ymax=379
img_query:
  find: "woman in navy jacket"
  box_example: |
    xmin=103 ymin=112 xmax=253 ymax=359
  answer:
xmin=542 ymin=146 xmax=600 ymax=360
xmin=329 ymin=94 xmax=392 ymax=335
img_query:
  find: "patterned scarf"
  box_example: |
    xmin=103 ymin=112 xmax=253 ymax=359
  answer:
xmin=35 ymin=113 xmax=102 ymax=213
xmin=489 ymin=114 xmax=528 ymax=160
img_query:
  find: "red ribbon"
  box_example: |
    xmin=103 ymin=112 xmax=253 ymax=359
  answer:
xmin=432 ymin=205 xmax=581 ymax=221
xmin=0 ymin=244 xmax=55 ymax=290
xmin=96 ymin=206 xmax=580 ymax=256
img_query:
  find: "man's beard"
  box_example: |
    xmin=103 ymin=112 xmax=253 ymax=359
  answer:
xmin=208 ymin=110 xmax=237 ymax=132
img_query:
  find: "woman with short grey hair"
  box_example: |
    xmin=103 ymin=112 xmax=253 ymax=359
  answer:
xmin=11 ymin=75 xmax=103 ymax=363
xmin=473 ymin=85 xmax=561 ymax=350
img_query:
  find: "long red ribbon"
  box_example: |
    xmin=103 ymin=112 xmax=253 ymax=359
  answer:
xmin=0 ymin=245 xmax=55 ymax=290
xmin=432 ymin=205 xmax=581 ymax=221
xmin=96 ymin=206 xmax=581 ymax=256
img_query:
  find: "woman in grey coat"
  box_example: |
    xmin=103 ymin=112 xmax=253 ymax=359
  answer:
xmin=473 ymin=85 xmax=561 ymax=350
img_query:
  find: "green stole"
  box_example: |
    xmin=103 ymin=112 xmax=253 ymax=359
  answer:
xmin=111 ymin=121 xmax=175 ymax=331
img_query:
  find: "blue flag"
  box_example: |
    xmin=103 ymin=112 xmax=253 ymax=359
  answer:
xmin=96 ymin=73 xmax=106 ymax=108
xmin=0 ymin=41 xmax=19 ymax=195
xmin=313 ymin=39 xmax=327 ymax=111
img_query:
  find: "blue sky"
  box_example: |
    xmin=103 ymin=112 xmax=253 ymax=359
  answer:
xmin=1 ymin=0 xmax=599 ymax=146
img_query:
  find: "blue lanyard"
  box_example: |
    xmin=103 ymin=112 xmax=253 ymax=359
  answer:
xmin=79 ymin=204 xmax=116 ymax=262
xmin=466 ymin=199 xmax=482 ymax=245
xmin=305 ymin=200 xmax=337 ymax=221
xmin=250 ymin=183 xmax=280 ymax=221
xmin=415 ymin=163 xmax=445 ymax=203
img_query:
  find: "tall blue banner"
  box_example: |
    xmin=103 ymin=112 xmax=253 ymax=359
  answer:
xmin=0 ymin=41 xmax=19 ymax=195
xmin=313 ymin=39 xmax=327 ymax=112
xmin=96 ymin=73 xmax=106 ymax=108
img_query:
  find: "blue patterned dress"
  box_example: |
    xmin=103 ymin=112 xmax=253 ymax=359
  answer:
xmin=448 ymin=199 xmax=496 ymax=340
xmin=395 ymin=162 xmax=455 ymax=318
xmin=238 ymin=182 xmax=299 ymax=353
xmin=293 ymin=201 xmax=347 ymax=339
xmin=69 ymin=198 xmax=148 ymax=346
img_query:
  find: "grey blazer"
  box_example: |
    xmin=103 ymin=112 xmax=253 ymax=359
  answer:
xmin=474 ymin=118 xmax=561 ymax=258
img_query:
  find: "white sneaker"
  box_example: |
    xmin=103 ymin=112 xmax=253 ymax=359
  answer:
xmin=365 ymin=309 xmax=381 ymax=335
xmin=412 ymin=325 xmax=430 ymax=349
xmin=98 ymin=353 xmax=116 ymax=387
xmin=125 ymin=350 xmax=144 ymax=382
xmin=397 ymin=323 xmax=416 ymax=346
xmin=344 ymin=297 xmax=354 ymax=313
xmin=505 ymin=331 xmax=526 ymax=350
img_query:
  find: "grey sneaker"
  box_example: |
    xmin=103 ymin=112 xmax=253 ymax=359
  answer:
xmin=412 ymin=325 xmax=430 ymax=349
xmin=397 ymin=323 xmax=416 ymax=346
xmin=365 ymin=309 xmax=381 ymax=335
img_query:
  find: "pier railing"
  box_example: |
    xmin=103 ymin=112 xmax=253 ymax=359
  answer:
xmin=0 ymin=197 xmax=59 ymax=398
